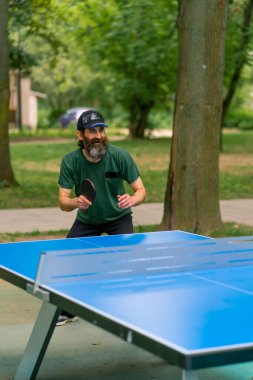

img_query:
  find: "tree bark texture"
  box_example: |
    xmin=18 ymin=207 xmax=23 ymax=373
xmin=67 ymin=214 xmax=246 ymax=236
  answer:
xmin=0 ymin=0 xmax=17 ymax=186
xmin=161 ymin=0 xmax=228 ymax=233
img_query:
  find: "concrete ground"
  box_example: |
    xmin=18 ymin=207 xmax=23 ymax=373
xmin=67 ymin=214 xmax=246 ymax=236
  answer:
xmin=1 ymin=280 xmax=253 ymax=380
xmin=1 ymin=201 xmax=253 ymax=379
xmin=1 ymin=199 xmax=253 ymax=233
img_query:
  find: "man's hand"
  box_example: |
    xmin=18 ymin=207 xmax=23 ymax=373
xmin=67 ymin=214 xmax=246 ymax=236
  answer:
xmin=117 ymin=177 xmax=146 ymax=209
xmin=59 ymin=187 xmax=91 ymax=212
xmin=117 ymin=194 xmax=136 ymax=209
xmin=77 ymin=195 xmax=92 ymax=211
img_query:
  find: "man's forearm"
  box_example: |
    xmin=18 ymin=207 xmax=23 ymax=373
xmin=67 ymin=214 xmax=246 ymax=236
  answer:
xmin=59 ymin=197 xmax=78 ymax=212
xmin=132 ymin=188 xmax=146 ymax=207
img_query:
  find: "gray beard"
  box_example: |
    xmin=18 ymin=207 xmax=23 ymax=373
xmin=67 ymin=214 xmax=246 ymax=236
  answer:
xmin=83 ymin=134 xmax=108 ymax=160
xmin=87 ymin=145 xmax=107 ymax=160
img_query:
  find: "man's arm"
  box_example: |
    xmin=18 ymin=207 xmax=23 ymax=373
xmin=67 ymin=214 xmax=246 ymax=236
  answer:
xmin=117 ymin=177 xmax=146 ymax=209
xmin=59 ymin=187 xmax=91 ymax=212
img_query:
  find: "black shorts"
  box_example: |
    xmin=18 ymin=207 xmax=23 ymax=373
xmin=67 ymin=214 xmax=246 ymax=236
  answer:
xmin=67 ymin=213 xmax=133 ymax=238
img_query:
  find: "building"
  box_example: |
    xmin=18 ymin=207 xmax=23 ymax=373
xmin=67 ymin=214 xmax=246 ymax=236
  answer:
xmin=9 ymin=71 xmax=46 ymax=130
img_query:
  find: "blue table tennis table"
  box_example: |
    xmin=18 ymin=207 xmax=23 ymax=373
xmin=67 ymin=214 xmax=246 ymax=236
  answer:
xmin=1 ymin=230 xmax=253 ymax=380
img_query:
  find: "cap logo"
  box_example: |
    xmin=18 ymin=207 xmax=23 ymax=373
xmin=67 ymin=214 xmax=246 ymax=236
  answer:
xmin=82 ymin=112 xmax=102 ymax=126
xmin=91 ymin=112 xmax=100 ymax=120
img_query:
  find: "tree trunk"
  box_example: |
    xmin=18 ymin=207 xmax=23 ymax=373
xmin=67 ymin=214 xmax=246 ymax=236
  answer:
xmin=129 ymin=101 xmax=154 ymax=138
xmin=129 ymin=99 xmax=139 ymax=137
xmin=161 ymin=0 xmax=228 ymax=234
xmin=0 ymin=0 xmax=17 ymax=186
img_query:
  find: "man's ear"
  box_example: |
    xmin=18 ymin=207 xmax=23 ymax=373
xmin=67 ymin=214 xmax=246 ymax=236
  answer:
xmin=77 ymin=130 xmax=84 ymax=140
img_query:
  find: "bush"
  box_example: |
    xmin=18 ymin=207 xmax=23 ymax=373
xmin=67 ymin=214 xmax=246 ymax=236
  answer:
xmin=224 ymin=110 xmax=253 ymax=130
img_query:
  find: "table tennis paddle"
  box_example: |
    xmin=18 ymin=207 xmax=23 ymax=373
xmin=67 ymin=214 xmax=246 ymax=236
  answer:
xmin=80 ymin=179 xmax=96 ymax=204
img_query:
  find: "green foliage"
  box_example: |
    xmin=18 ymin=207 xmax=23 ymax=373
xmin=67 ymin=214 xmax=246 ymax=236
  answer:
xmin=8 ymin=0 xmax=81 ymax=121
xmin=72 ymin=0 xmax=178 ymax=130
xmin=224 ymin=109 xmax=253 ymax=130
xmin=148 ymin=109 xmax=174 ymax=131
xmin=223 ymin=0 xmax=253 ymax=121
xmin=6 ymin=0 xmax=253 ymax=135
xmin=9 ymin=0 xmax=63 ymax=73
xmin=225 ymin=0 xmax=253 ymax=88
xmin=31 ymin=52 xmax=97 ymax=124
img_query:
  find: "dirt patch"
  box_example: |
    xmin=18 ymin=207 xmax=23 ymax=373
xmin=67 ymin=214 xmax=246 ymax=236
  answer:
xmin=138 ymin=153 xmax=253 ymax=172
xmin=219 ymin=154 xmax=253 ymax=170
xmin=20 ymin=161 xmax=60 ymax=173
xmin=0 ymin=280 xmax=41 ymax=325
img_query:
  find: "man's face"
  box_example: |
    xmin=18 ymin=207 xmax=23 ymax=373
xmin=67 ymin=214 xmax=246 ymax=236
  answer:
xmin=80 ymin=126 xmax=108 ymax=160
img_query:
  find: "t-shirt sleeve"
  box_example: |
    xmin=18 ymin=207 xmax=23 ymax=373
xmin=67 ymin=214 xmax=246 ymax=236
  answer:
xmin=58 ymin=158 xmax=75 ymax=189
xmin=121 ymin=151 xmax=140 ymax=184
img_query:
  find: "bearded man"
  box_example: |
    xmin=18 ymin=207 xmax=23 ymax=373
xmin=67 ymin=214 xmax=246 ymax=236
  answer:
xmin=57 ymin=109 xmax=146 ymax=325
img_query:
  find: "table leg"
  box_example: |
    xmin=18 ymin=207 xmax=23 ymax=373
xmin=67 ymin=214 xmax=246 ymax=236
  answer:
xmin=182 ymin=369 xmax=198 ymax=380
xmin=15 ymin=301 xmax=60 ymax=380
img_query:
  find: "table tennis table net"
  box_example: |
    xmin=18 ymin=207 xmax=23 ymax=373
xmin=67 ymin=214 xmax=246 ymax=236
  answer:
xmin=34 ymin=237 xmax=253 ymax=288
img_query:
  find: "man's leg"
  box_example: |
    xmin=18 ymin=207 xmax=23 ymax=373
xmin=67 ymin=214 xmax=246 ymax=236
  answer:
xmin=66 ymin=219 xmax=101 ymax=237
xmin=104 ymin=214 xmax=133 ymax=235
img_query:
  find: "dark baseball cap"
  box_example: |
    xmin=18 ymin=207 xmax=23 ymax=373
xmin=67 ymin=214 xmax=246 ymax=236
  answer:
xmin=77 ymin=110 xmax=108 ymax=130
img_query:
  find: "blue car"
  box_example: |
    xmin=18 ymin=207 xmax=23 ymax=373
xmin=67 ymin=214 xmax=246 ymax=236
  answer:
xmin=59 ymin=108 xmax=90 ymax=128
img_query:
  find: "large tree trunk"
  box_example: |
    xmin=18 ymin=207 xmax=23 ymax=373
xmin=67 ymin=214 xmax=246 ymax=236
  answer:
xmin=0 ymin=0 xmax=17 ymax=186
xmin=161 ymin=0 xmax=228 ymax=234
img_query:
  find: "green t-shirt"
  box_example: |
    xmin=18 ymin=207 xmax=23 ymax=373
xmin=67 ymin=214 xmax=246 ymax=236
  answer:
xmin=58 ymin=145 xmax=140 ymax=225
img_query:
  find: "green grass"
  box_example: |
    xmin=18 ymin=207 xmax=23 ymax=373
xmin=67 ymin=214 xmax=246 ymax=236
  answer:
xmin=0 ymin=131 xmax=253 ymax=209
xmin=211 ymin=222 xmax=253 ymax=238
xmin=220 ymin=170 xmax=253 ymax=199
xmin=0 ymin=129 xmax=252 ymax=240
xmin=222 ymin=132 xmax=253 ymax=153
xmin=1 ymin=222 xmax=252 ymax=243
xmin=1 ymin=138 xmax=171 ymax=208
xmin=0 ymin=225 xmax=159 ymax=243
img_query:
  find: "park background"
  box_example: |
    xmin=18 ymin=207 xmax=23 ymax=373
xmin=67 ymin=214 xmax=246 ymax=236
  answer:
xmin=2 ymin=3 xmax=253 ymax=380
xmin=1 ymin=0 xmax=253 ymax=240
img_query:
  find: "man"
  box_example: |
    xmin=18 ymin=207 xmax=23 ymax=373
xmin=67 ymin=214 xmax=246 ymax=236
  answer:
xmin=57 ymin=109 xmax=146 ymax=325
